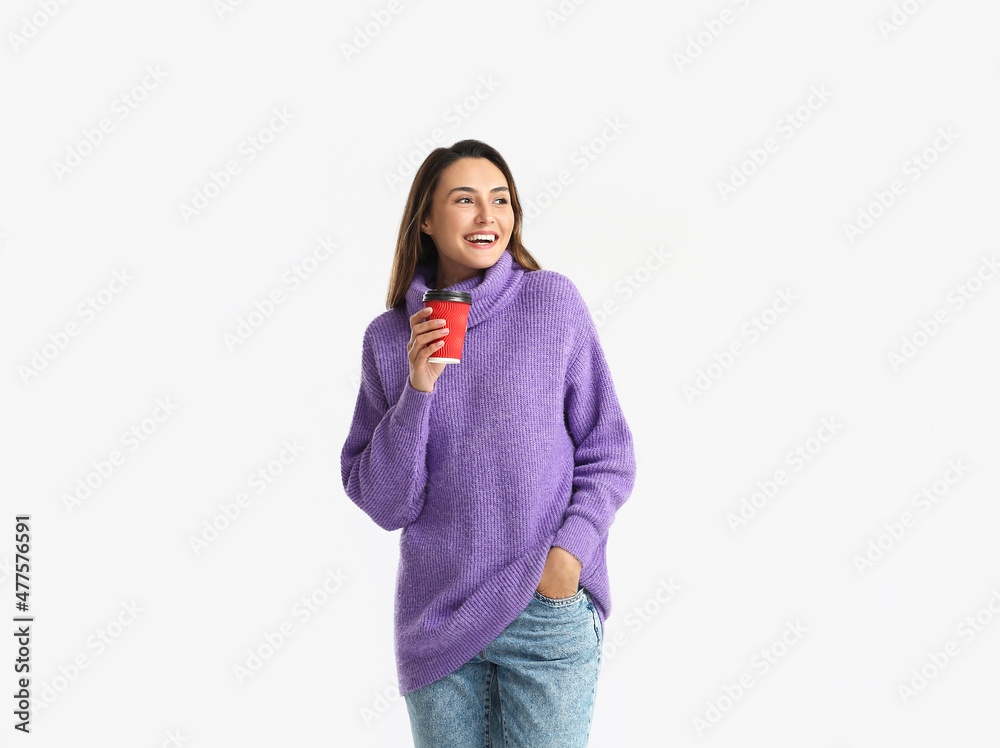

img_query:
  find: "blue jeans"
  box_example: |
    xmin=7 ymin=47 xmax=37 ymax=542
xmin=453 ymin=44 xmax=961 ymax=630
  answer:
xmin=404 ymin=585 xmax=603 ymax=747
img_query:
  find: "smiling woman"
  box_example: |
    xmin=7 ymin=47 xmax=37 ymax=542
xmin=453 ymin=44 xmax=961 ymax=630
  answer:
xmin=418 ymin=157 xmax=514 ymax=290
xmin=341 ymin=139 xmax=637 ymax=748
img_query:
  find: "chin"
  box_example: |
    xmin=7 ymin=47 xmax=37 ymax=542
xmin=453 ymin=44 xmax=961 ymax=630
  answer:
xmin=458 ymin=246 xmax=503 ymax=264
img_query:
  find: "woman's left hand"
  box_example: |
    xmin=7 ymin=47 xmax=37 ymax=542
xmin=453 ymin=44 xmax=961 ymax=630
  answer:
xmin=536 ymin=546 xmax=583 ymax=599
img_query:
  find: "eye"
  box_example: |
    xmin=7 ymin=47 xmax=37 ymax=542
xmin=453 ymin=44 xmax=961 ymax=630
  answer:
xmin=455 ymin=196 xmax=509 ymax=204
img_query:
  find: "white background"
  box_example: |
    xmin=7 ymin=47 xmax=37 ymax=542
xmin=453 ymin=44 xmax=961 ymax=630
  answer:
xmin=2 ymin=0 xmax=999 ymax=745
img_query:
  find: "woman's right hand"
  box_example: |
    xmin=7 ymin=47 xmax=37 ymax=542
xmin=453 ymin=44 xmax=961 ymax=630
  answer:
xmin=408 ymin=307 xmax=449 ymax=392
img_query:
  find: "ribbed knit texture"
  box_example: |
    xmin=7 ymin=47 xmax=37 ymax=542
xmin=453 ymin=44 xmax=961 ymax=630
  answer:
xmin=340 ymin=249 xmax=637 ymax=696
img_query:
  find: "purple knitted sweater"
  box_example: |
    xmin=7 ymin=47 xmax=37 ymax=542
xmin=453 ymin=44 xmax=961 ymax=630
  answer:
xmin=340 ymin=249 xmax=637 ymax=696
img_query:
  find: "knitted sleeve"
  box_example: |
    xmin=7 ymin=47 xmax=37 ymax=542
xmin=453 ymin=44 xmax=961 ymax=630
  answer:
xmin=340 ymin=324 xmax=435 ymax=531
xmin=551 ymin=288 xmax=637 ymax=570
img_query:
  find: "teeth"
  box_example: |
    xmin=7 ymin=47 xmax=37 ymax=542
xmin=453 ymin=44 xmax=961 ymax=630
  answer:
xmin=465 ymin=234 xmax=496 ymax=242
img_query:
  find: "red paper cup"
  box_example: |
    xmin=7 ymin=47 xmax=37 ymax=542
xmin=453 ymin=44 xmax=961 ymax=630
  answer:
xmin=423 ymin=290 xmax=472 ymax=364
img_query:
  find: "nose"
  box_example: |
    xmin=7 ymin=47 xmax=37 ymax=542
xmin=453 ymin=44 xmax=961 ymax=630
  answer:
xmin=474 ymin=202 xmax=495 ymax=223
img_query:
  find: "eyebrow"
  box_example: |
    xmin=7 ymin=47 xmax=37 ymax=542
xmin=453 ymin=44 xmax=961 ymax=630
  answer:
xmin=445 ymin=186 xmax=509 ymax=196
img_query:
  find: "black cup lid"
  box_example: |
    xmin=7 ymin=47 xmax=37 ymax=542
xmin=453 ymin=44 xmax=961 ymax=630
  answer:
xmin=423 ymin=290 xmax=472 ymax=303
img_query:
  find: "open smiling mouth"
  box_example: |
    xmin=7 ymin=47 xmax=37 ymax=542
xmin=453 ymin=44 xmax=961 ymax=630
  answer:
xmin=463 ymin=233 xmax=499 ymax=248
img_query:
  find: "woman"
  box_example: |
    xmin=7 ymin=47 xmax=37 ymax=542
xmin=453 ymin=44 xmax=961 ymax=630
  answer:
xmin=341 ymin=139 xmax=637 ymax=747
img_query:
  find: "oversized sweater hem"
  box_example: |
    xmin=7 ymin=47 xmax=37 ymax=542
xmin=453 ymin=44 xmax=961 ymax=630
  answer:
xmin=395 ymin=538 xmax=610 ymax=696
xmin=396 ymin=544 xmax=551 ymax=695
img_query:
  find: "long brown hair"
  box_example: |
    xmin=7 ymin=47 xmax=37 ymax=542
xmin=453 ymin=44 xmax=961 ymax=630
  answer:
xmin=385 ymin=139 xmax=542 ymax=310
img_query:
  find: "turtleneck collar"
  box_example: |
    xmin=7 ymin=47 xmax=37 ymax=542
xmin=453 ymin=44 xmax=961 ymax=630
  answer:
xmin=405 ymin=249 xmax=525 ymax=329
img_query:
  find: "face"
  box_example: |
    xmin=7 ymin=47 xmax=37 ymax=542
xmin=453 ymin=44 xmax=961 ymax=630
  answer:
xmin=420 ymin=157 xmax=513 ymax=286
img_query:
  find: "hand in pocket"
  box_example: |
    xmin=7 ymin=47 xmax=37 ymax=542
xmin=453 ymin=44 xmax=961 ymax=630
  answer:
xmin=536 ymin=546 xmax=582 ymax=599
